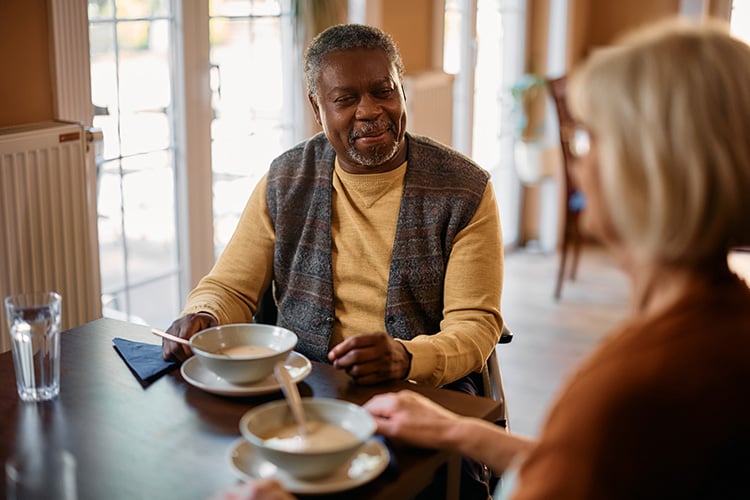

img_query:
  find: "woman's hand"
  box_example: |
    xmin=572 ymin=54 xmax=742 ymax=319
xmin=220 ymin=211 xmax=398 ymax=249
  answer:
xmin=365 ymin=390 xmax=535 ymax=474
xmin=363 ymin=390 xmax=463 ymax=450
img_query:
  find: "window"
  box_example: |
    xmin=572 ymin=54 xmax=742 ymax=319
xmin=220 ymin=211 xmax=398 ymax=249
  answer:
xmin=89 ymin=0 xmax=181 ymax=327
xmin=88 ymin=0 xmax=299 ymax=328
xmin=731 ymin=0 xmax=750 ymax=44
xmin=209 ymin=0 xmax=297 ymax=255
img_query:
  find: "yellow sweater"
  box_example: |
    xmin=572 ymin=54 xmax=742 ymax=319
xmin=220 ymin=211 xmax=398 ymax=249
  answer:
xmin=184 ymin=160 xmax=504 ymax=386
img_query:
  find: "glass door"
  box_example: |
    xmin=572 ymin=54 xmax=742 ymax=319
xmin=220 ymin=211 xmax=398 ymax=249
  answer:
xmin=88 ymin=0 xmax=182 ymax=328
xmin=209 ymin=0 xmax=297 ymax=255
xmin=88 ymin=0 xmax=300 ymax=328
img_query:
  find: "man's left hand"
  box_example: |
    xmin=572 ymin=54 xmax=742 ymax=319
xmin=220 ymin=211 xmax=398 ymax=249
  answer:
xmin=327 ymin=332 xmax=411 ymax=385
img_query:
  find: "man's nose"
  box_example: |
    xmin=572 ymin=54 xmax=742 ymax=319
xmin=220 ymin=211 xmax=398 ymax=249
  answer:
xmin=355 ymin=94 xmax=382 ymax=120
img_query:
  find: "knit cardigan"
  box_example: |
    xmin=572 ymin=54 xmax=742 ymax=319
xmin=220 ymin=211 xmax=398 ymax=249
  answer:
xmin=266 ymin=132 xmax=489 ymax=362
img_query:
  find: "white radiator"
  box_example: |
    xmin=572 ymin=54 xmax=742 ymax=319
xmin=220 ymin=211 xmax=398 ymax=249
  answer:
xmin=0 ymin=121 xmax=102 ymax=351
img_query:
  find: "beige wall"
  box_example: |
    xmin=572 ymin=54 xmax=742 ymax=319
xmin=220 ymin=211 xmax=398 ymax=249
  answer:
xmin=568 ymin=0 xmax=733 ymax=67
xmin=380 ymin=0 xmax=439 ymax=73
xmin=583 ymin=0 xmax=680 ymax=51
xmin=0 ymin=0 xmax=54 ymax=128
xmin=372 ymin=0 xmax=453 ymax=144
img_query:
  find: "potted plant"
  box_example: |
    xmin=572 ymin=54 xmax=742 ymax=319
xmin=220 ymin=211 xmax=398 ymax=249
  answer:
xmin=510 ymin=74 xmax=547 ymax=184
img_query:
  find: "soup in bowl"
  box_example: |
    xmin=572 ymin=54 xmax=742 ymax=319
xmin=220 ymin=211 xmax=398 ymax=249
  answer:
xmin=240 ymin=398 xmax=375 ymax=479
xmin=190 ymin=324 xmax=297 ymax=384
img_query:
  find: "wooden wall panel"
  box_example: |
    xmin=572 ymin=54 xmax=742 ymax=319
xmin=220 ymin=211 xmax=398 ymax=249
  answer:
xmin=0 ymin=0 xmax=54 ymax=127
xmin=380 ymin=0 xmax=437 ymax=73
xmin=585 ymin=0 xmax=681 ymax=50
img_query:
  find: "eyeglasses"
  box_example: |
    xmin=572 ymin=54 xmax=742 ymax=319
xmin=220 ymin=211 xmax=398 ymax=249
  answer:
xmin=566 ymin=125 xmax=591 ymax=158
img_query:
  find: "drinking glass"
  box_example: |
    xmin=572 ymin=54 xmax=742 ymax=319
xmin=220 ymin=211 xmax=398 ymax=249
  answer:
xmin=4 ymin=292 xmax=62 ymax=402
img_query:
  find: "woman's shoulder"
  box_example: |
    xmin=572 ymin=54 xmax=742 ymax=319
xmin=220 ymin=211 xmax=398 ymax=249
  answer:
xmin=516 ymin=280 xmax=750 ymax=498
xmin=541 ymin=276 xmax=750 ymax=441
xmin=586 ymin=275 xmax=750 ymax=374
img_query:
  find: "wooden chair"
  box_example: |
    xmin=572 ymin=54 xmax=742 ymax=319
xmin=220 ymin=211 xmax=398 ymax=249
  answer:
xmin=481 ymin=324 xmax=513 ymax=430
xmin=547 ymin=76 xmax=586 ymax=300
xmin=252 ymin=282 xmax=278 ymax=325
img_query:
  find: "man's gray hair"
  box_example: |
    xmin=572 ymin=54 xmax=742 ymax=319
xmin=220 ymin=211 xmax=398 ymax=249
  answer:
xmin=304 ymin=24 xmax=405 ymax=97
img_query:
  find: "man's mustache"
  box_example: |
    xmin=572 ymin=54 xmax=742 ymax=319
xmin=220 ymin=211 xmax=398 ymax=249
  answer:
xmin=349 ymin=121 xmax=396 ymax=142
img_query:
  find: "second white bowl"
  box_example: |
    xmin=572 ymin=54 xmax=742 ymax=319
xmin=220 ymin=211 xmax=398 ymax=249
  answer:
xmin=240 ymin=398 xmax=375 ymax=479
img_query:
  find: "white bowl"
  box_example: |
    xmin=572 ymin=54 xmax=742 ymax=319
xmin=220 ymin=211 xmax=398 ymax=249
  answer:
xmin=190 ymin=324 xmax=297 ymax=384
xmin=239 ymin=398 xmax=375 ymax=479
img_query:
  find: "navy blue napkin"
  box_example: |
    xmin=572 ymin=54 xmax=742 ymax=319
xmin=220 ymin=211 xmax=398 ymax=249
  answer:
xmin=112 ymin=337 xmax=179 ymax=382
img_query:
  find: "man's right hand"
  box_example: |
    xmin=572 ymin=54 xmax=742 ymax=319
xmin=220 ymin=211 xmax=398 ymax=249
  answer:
xmin=161 ymin=312 xmax=218 ymax=362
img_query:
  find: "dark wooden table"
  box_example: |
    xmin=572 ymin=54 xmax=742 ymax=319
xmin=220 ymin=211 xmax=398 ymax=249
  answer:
xmin=0 ymin=318 xmax=502 ymax=499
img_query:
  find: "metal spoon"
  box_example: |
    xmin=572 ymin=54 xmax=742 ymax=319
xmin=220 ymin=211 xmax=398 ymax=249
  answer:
xmin=150 ymin=328 xmax=231 ymax=358
xmin=150 ymin=328 xmax=190 ymax=346
xmin=274 ymin=361 xmax=308 ymax=437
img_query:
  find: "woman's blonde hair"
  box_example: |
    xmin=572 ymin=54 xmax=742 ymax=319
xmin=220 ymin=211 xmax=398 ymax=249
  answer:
xmin=569 ymin=18 xmax=750 ymax=266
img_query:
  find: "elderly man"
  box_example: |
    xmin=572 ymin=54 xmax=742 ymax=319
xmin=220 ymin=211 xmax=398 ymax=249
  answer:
xmin=162 ymin=24 xmax=504 ymax=392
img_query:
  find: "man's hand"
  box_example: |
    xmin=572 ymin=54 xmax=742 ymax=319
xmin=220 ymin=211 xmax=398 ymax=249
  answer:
xmin=327 ymin=332 xmax=411 ymax=385
xmin=161 ymin=312 xmax=218 ymax=362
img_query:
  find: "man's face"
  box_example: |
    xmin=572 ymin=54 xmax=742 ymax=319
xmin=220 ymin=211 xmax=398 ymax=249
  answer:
xmin=309 ymin=48 xmax=408 ymax=174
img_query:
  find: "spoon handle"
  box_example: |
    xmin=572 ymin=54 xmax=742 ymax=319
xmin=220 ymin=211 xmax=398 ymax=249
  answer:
xmin=151 ymin=327 xmax=191 ymax=346
xmin=274 ymin=361 xmax=308 ymax=436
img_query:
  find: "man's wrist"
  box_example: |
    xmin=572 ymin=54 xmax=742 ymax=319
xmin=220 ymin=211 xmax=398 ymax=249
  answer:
xmin=195 ymin=311 xmax=218 ymax=327
xmin=398 ymin=341 xmax=412 ymax=379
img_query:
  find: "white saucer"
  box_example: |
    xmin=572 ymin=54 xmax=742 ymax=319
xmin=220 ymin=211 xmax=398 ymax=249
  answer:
xmin=181 ymin=351 xmax=311 ymax=396
xmin=227 ymin=437 xmax=390 ymax=494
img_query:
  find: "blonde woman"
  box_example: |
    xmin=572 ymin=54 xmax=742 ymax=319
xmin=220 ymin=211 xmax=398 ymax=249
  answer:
xmin=366 ymin=18 xmax=750 ymax=500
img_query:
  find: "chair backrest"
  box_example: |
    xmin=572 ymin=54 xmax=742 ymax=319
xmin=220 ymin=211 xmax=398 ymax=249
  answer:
xmin=481 ymin=324 xmax=512 ymax=430
xmin=547 ymin=76 xmax=579 ymax=201
xmin=253 ymin=284 xmax=277 ymax=325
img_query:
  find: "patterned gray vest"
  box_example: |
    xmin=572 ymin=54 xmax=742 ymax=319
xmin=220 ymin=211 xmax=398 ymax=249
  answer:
xmin=266 ymin=132 xmax=489 ymax=362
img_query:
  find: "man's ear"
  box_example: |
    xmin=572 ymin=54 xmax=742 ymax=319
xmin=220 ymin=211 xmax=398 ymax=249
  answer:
xmin=308 ymin=94 xmax=322 ymax=126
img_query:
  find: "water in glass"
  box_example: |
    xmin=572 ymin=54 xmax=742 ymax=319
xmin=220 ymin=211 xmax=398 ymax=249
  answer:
xmin=5 ymin=292 xmax=61 ymax=402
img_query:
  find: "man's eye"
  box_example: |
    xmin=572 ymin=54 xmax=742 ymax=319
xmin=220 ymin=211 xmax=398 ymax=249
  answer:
xmin=335 ymin=96 xmax=355 ymax=104
xmin=375 ymin=88 xmax=394 ymax=97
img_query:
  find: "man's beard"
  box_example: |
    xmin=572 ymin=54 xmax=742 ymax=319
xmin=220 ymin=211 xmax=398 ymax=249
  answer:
xmin=347 ymin=121 xmax=401 ymax=167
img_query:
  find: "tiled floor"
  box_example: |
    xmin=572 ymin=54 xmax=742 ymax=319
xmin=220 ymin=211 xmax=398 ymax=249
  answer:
xmin=498 ymin=245 xmax=630 ymax=436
